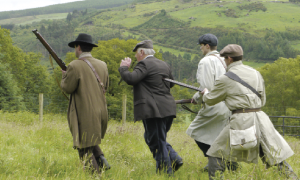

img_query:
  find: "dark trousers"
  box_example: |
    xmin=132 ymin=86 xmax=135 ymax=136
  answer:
xmin=142 ymin=116 xmax=181 ymax=174
xmin=78 ymin=145 xmax=104 ymax=173
xmin=195 ymin=140 xmax=210 ymax=157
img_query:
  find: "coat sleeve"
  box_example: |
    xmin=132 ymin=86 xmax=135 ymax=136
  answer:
xmin=192 ymin=58 xmax=216 ymax=103
xmin=61 ymin=64 xmax=79 ymax=94
xmin=118 ymin=61 xmax=148 ymax=85
xmin=202 ymin=76 xmax=227 ymax=106
xmin=257 ymin=71 xmax=266 ymax=106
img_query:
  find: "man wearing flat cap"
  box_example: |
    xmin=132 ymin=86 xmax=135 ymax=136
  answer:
xmin=186 ymin=34 xmax=232 ymax=171
xmin=61 ymin=33 xmax=110 ymax=173
xmin=118 ymin=40 xmax=183 ymax=175
xmin=200 ymin=44 xmax=298 ymax=180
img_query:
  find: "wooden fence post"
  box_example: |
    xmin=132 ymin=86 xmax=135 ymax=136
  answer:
xmin=122 ymin=94 xmax=127 ymax=125
xmin=39 ymin=93 xmax=43 ymax=122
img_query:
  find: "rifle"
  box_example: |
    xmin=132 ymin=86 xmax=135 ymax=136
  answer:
xmin=32 ymin=29 xmax=67 ymax=71
xmin=175 ymin=99 xmax=192 ymax=104
xmin=175 ymin=98 xmax=198 ymax=114
xmin=164 ymin=78 xmax=202 ymax=114
xmin=163 ymin=78 xmax=203 ymax=92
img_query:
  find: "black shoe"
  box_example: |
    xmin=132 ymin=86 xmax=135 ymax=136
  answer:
xmin=173 ymin=159 xmax=183 ymax=172
xmin=202 ymin=164 xmax=208 ymax=172
xmin=97 ymin=155 xmax=111 ymax=170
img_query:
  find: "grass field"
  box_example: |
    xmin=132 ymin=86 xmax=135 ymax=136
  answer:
xmin=0 ymin=13 xmax=68 ymax=25
xmin=169 ymin=2 xmax=300 ymax=32
xmin=0 ymin=111 xmax=299 ymax=179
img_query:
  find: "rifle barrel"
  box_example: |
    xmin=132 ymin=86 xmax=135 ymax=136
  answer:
xmin=32 ymin=29 xmax=67 ymax=71
xmin=175 ymin=99 xmax=192 ymax=104
xmin=163 ymin=78 xmax=203 ymax=92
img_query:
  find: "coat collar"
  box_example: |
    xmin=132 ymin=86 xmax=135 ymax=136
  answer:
xmin=79 ymin=52 xmax=93 ymax=59
xmin=205 ymin=50 xmax=219 ymax=57
xmin=227 ymin=60 xmax=243 ymax=71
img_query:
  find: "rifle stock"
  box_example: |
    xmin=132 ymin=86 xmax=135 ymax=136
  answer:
xmin=175 ymin=99 xmax=192 ymax=104
xmin=32 ymin=29 xmax=67 ymax=71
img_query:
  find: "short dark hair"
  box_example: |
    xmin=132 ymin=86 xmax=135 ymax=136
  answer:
xmin=210 ymin=45 xmax=217 ymax=51
xmin=202 ymin=44 xmax=217 ymax=50
xmin=76 ymin=43 xmax=93 ymax=52
xmin=225 ymin=55 xmax=243 ymax=61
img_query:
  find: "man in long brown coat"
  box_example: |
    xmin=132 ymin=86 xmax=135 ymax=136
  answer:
xmin=61 ymin=33 xmax=110 ymax=173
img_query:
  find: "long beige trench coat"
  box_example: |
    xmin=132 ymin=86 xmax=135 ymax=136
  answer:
xmin=203 ymin=61 xmax=294 ymax=165
xmin=186 ymin=51 xmax=230 ymax=145
xmin=61 ymin=53 xmax=109 ymax=149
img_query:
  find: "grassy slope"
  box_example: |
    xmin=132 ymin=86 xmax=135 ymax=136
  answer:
xmin=0 ymin=13 xmax=68 ymax=25
xmin=170 ymin=2 xmax=300 ymax=31
xmin=3 ymin=0 xmax=300 ymax=69
xmin=0 ymin=111 xmax=299 ymax=179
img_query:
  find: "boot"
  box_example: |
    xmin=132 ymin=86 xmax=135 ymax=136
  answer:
xmin=96 ymin=155 xmax=111 ymax=170
xmin=277 ymin=161 xmax=299 ymax=180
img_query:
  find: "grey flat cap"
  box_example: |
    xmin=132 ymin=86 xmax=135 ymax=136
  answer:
xmin=220 ymin=44 xmax=243 ymax=57
xmin=133 ymin=40 xmax=153 ymax=52
xmin=198 ymin=34 xmax=218 ymax=46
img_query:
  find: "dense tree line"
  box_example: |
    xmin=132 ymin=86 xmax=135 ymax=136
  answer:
xmin=0 ymin=27 xmax=50 ymax=112
xmin=0 ymin=0 xmax=133 ymax=20
xmin=140 ymin=27 xmax=300 ymax=61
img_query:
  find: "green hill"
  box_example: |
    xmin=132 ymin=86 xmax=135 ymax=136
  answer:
xmin=132 ymin=9 xmax=188 ymax=30
xmin=2 ymin=0 xmax=300 ymax=67
xmin=0 ymin=0 xmax=133 ymax=20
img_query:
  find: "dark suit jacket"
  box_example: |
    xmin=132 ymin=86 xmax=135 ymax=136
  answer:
xmin=118 ymin=56 xmax=176 ymax=121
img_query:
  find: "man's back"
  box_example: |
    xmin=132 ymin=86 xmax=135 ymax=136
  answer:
xmin=119 ymin=56 xmax=176 ymax=121
xmin=61 ymin=56 xmax=109 ymax=148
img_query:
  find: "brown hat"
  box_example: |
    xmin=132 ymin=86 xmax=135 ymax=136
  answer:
xmin=133 ymin=40 xmax=153 ymax=52
xmin=220 ymin=44 xmax=243 ymax=57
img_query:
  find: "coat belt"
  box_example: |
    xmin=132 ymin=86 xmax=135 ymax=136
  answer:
xmin=232 ymin=108 xmax=261 ymax=114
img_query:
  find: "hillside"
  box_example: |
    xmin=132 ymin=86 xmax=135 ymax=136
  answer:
xmin=1 ymin=0 xmax=300 ymax=66
xmin=0 ymin=0 xmax=134 ymax=20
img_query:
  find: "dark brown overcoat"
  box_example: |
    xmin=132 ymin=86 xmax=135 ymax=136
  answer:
xmin=61 ymin=54 xmax=109 ymax=149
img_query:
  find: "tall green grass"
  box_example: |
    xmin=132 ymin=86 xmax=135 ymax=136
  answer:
xmin=0 ymin=111 xmax=299 ymax=179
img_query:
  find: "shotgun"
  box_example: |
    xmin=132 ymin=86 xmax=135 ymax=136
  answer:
xmin=32 ymin=29 xmax=67 ymax=71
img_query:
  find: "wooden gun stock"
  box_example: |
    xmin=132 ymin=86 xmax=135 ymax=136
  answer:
xmin=32 ymin=29 xmax=67 ymax=71
xmin=175 ymin=99 xmax=192 ymax=104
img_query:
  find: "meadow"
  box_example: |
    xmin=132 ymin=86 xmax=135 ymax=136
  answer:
xmin=0 ymin=111 xmax=299 ymax=179
xmin=0 ymin=13 xmax=68 ymax=25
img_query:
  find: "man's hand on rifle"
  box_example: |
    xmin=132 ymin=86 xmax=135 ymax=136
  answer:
xmin=120 ymin=57 xmax=132 ymax=68
xmin=191 ymin=99 xmax=197 ymax=105
xmin=201 ymin=88 xmax=209 ymax=95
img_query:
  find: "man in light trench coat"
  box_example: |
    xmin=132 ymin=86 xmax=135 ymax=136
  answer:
xmin=186 ymin=34 xmax=236 ymax=171
xmin=201 ymin=44 xmax=298 ymax=180
xmin=61 ymin=33 xmax=110 ymax=173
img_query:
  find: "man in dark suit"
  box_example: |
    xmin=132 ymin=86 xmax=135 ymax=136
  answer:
xmin=118 ymin=40 xmax=183 ymax=175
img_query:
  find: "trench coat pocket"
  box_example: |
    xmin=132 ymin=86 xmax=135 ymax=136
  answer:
xmin=134 ymin=99 xmax=146 ymax=105
xmin=230 ymin=124 xmax=257 ymax=150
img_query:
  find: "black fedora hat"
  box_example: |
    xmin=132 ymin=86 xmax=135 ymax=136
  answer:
xmin=68 ymin=33 xmax=98 ymax=48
